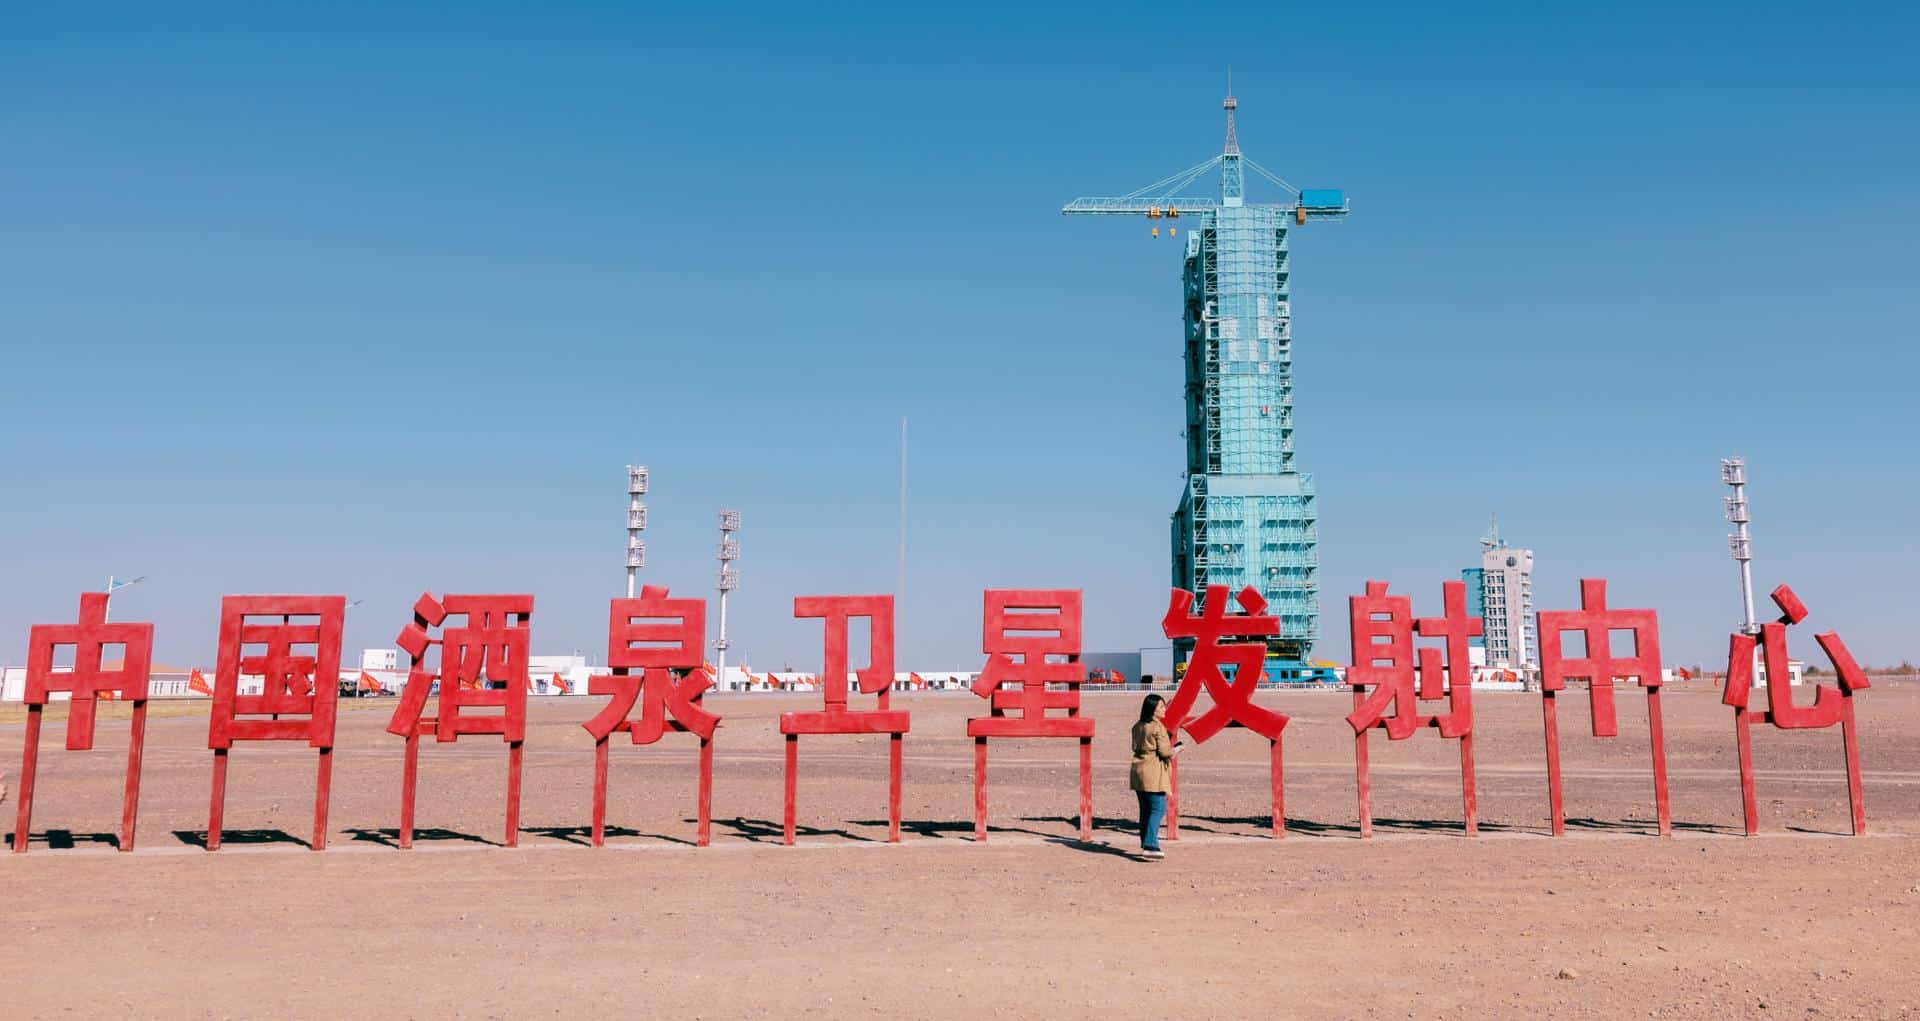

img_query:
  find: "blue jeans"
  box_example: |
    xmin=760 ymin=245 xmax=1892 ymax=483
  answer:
xmin=1137 ymin=791 xmax=1167 ymax=851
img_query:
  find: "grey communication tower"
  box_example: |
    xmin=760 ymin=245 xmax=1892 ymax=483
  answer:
xmin=716 ymin=510 xmax=740 ymax=688
xmin=626 ymin=466 xmax=648 ymax=598
xmin=1721 ymin=457 xmax=1757 ymax=635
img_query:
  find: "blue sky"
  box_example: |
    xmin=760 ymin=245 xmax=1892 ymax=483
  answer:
xmin=4 ymin=2 xmax=1916 ymax=674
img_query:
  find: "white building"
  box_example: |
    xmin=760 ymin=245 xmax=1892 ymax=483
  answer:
xmin=1751 ymin=649 xmax=1806 ymax=688
xmin=1464 ymin=519 xmax=1537 ymax=670
xmin=361 ymin=648 xmax=400 ymax=672
xmin=3 ymin=664 xmax=205 ymax=700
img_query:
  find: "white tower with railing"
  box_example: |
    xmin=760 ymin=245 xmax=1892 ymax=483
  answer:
xmin=1721 ymin=458 xmax=1758 ymax=636
xmin=626 ymin=466 xmax=648 ymax=598
xmin=715 ymin=509 xmax=740 ymax=689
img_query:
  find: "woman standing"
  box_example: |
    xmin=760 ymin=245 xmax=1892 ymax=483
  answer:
xmin=1130 ymin=694 xmax=1182 ymax=859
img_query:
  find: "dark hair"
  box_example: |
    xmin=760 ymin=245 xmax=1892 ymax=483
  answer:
xmin=1138 ymin=693 xmax=1164 ymax=724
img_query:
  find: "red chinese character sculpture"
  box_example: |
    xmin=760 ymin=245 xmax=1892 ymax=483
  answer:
xmin=780 ymin=595 xmax=910 ymax=845
xmin=11 ymin=593 xmax=153 ymax=853
xmin=1536 ymin=579 xmax=1668 ymax=836
xmin=387 ymin=593 xmax=532 ymax=848
xmin=1723 ymin=585 xmax=1869 ymax=835
xmin=1160 ymin=585 xmax=1288 ymax=839
xmin=205 ymin=595 xmax=345 ymax=851
xmin=1345 ymin=580 xmax=1481 ymax=837
xmin=966 ymin=589 xmax=1093 ymax=842
xmin=581 ymin=586 xmax=721 ymax=846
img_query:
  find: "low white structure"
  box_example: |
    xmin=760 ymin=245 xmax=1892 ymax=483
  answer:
xmin=361 ymin=649 xmax=400 ymax=672
xmin=1750 ymin=650 xmax=1805 ymax=688
xmin=528 ymin=654 xmax=594 ymax=694
xmin=4 ymin=665 xmax=206 ymax=700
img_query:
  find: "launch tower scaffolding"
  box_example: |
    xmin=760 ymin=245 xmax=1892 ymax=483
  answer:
xmin=1064 ymin=89 xmax=1347 ymax=669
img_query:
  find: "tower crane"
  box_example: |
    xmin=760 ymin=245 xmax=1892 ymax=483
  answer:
xmin=1061 ymin=90 xmax=1348 ymax=227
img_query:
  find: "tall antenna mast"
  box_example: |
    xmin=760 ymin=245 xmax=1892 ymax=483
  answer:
xmin=1220 ymin=76 xmax=1243 ymax=205
xmin=626 ymin=465 xmax=648 ymax=598
xmin=1722 ymin=458 xmax=1758 ymax=635
xmin=716 ymin=509 xmax=741 ymax=688
xmin=1223 ymin=71 xmax=1239 ymax=155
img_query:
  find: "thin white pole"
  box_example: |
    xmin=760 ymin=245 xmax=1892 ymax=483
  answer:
xmin=715 ymin=591 xmax=729 ymax=687
xmin=898 ymin=417 xmax=908 ymax=611
xmin=1735 ymin=501 xmax=1757 ymax=635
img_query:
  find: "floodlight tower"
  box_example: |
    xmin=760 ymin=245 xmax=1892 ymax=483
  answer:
xmin=1721 ymin=457 xmax=1758 ymax=635
xmin=626 ymin=466 xmax=648 ymax=598
xmin=715 ymin=510 xmax=741 ymax=688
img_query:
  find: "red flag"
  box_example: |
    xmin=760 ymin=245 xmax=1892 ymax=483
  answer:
xmin=359 ymin=671 xmax=383 ymax=694
xmin=910 ymin=671 xmax=926 ymax=690
xmin=1112 ymin=670 xmax=1126 ymax=686
xmin=188 ymin=668 xmax=213 ymax=696
xmin=553 ymin=672 xmax=571 ymax=694
xmin=1676 ymin=666 xmax=1691 ymax=680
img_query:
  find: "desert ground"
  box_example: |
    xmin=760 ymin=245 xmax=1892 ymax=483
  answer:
xmin=4 ymin=681 xmax=1917 ymax=1018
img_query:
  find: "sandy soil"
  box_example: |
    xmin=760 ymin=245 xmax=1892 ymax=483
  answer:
xmin=4 ymin=683 xmax=1917 ymax=1018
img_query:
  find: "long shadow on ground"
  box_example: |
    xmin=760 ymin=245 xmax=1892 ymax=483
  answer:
xmin=173 ymin=828 xmax=310 ymax=849
xmin=1022 ymin=814 xmax=1144 ymax=837
xmin=1559 ymin=816 xmax=1727 ymax=836
xmin=8 ymin=829 xmax=122 ymax=851
xmin=523 ymin=824 xmax=695 ymax=847
xmin=849 ymin=816 xmax=1152 ymax=858
xmin=713 ymin=817 xmax=875 ymax=844
xmin=851 ymin=817 xmax=1090 ymax=842
xmin=343 ymin=826 xmax=500 ymax=848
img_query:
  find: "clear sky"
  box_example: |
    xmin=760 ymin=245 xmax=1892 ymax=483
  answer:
xmin=4 ymin=2 xmax=1916 ymax=675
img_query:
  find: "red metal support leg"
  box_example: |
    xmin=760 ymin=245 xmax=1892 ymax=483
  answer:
xmin=1166 ymin=756 xmax=1179 ymax=841
xmin=1647 ymin=688 xmax=1672 ymax=837
xmin=505 ymin=740 xmax=524 ymax=848
xmin=973 ymin=737 xmax=988 ymax=843
xmin=121 ymin=700 xmax=148 ymax=852
xmin=399 ymin=733 xmax=418 ymax=850
xmin=697 ymin=735 xmax=714 ymax=847
xmin=1734 ymin=707 xmax=1758 ymax=836
xmin=591 ymin=738 xmax=609 ymax=848
xmin=887 ymin=732 xmax=903 ymax=844
xmin=12 ymin=706 xmax=42 ymax=853
xmin=208 ymin=747 xmax=229 ymax=852
xmin=312 ymin=746 xmax=332 ymax=851
xmin=1542 ymin=691 xmax=1565 ymax=836
xmin=1459 ymin=732 xmax=1479 ymax=837
xmin=783 ymin=734 xmax=797 ymax=846
xmin=1270 ymin=736 xmax=1285 ymax=840
xmin=1355 ymin=726 xmax=1372 ymax=839
xmin=1841 ymin=695 xmax=1866 ymax=836
xmin=1078 ymin=737 xmax=1093 ymax=843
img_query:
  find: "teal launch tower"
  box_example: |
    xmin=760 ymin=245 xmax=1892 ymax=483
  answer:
xmin=1064 ymin=90 xmax=1347 ymax=667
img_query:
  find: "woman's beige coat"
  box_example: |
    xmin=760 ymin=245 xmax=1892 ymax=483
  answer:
xmin=1130 ymin=719 xmax=1175 ymax=793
